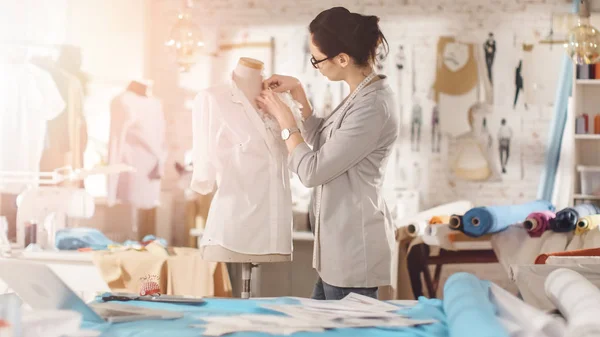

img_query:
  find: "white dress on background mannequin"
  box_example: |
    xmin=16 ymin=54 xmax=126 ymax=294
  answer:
xmin=107 ymin=91 xmax=167 ymax=209
xmin=191 ymin=78 xmax=301 ymax=255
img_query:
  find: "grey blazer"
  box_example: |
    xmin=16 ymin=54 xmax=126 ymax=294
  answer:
xmin=289 ymin=76 xmax=398 ymax=288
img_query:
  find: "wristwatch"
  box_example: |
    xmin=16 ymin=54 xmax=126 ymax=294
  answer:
xmin=281 ymin=127 xmax=300 ymax=140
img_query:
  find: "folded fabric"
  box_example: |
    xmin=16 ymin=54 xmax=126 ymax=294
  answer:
xmin=535 ymin=248 xmax=600 ymax=264
xmin=449 ymin=215 xmax=464 ymax=230
xmin=429 ymin=215 xmax=451 ymax=225
xmin=524 ymin=211 xmax=556 ymax=238
xmin=462 ymin=200 xmax=555 ymax=237
xmin=443 ymin=272 xmax=509 ymax=337
xmin=55 ymin=228 xmax=114 ymax=250
xmin=576 ymin=214 xmax=600 ymax=235
xmin=550 ymin=204 xmax=600 ymax=233
xmin=545 ymin=268 xmax=600 ymax=337
xmin=489 ymin=283 xmax=565 ymax=337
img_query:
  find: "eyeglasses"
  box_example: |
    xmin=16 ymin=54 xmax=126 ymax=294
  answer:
xmin=310 ymin=55 xmax=330 ymax=69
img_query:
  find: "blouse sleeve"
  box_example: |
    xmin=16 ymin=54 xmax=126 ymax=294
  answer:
xmin=191 ymin=91 xmax=219 ymax=195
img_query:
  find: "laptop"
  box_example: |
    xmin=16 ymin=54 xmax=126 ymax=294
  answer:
xmin=0 ymin=260 xmax=184 ymax=323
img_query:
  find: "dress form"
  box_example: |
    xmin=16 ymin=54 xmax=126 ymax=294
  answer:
xmin=201 ymin=57 xmax=291 ymax=298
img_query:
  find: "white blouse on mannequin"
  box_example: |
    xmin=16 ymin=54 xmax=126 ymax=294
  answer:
xmin=191 ymin=78 xmax=302 ymax=255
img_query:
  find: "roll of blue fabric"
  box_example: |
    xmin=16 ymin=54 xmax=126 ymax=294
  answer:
xmin=443 ymin=272 xmax=509 ymax=337
xmin=462 ymin=200 xmax=554 ymax=237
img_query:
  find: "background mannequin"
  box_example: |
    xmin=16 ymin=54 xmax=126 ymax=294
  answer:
xmin=200 ymin=57 xmax=291 ymax=297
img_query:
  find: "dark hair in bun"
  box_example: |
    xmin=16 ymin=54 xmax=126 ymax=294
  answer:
xmin=309 ymin=7 xmax=389 ymax=67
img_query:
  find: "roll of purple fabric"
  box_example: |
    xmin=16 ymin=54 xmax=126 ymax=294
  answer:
xmin=523 ymin=211 xmax=556 ymax=238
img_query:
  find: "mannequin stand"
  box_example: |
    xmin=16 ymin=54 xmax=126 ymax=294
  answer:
xmin=202 ymin=245 xmax=291 ymax=299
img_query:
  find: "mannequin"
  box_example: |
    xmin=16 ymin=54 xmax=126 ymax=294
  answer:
xmin=200 ymin=57 xmax=291 ymax=298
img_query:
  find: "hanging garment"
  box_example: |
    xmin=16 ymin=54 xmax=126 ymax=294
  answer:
xmin=0 ymin=63 xmax=65 ymax=194
xmin=190 ymin=78 xmax=299 ymax=255
xmin=31 ymin=59 xmax=88 ymax=173
xmin=107 ymin=91 xmax=167 ymax=209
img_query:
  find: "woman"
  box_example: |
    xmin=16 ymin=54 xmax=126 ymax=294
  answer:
xmin=256 ymin=7 xmax=398 ymax=300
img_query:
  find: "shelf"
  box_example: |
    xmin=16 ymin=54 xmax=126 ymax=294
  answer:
xmin=576 ymin=79 xmax=600 ymax=85
xmin=575 ymin=134 xmax=600 ymax=140
xmin=573 ymin=194 xmax=600 ymax=200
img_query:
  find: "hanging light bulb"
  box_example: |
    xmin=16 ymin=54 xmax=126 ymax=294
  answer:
xmin=165 ymin=0 xmax=204 ymax=72
xmin=566 ymin=0 xmax=600 ymax=65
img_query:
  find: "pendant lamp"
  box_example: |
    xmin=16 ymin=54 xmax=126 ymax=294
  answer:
xmin=165 ymin=0 xmax=204 ymax=72
xmin=566 ymin=0 xmax=600 ymax=64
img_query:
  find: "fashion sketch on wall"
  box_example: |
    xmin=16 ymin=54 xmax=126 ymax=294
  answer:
xmin=432 ymin=37 xmax=479 ymax=138
xmin=410 ymin=97 xmax=422 ymax=152
xmin=484 ymin=32 xmax=496 ymax=85
xmin=497 ymin=118 xmax=513 ymax=174
xmin=431 ymin=105 xmax=441 ymax=153
xmin=448 ymin=103 xmax=502 ymax=182
xmin=514 ymin=60 xmax=525 ymax=110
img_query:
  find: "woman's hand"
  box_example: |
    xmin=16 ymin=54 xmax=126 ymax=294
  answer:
xmin=256 ymin=89 xmax=296 ymax=128
xmin=264 ymin=75 xmax=314 ymax=121
xmin=263 ymin=75 xmax=301 ymax=93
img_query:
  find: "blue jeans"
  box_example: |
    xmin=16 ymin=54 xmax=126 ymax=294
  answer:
xmin=311 ymin=277 xmax=378 ymax=300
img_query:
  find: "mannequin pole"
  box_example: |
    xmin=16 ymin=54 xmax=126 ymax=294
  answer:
xmin=241 ymin=262 xmax=256 ymax=299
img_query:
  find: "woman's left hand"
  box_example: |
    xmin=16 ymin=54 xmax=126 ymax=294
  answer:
xmin=256 ymin=89 xmax=293 ymax=123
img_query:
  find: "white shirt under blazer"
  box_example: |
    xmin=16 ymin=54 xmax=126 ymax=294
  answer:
xmin=191 ymin=79 xmax=296 ymax=255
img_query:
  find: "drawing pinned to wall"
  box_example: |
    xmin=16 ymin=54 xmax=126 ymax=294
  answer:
xmin=448 ymin=103 xmax=502 ymax=182
xmin=497 ymin=118 xmax=513 ymax=174
xmin=431 ymin=105 xmax=441 ymax=153
xmin=432 ymin=37 xmax=479 ymax=137
xmin=484 ymin=32 xmax=496 ymax=85
xmin=513 ymin=60 xmax=526 ymax=110
xmin=410 ymin=97 xmax=423 ymax=152
xmin=486 ymin=108 xmax=522 ymax=181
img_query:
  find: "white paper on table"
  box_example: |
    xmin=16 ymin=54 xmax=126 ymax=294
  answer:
xmin=340 ymin=292 xmax=400 ymax=312
xmin=489 ymin=283 xmax=565 ymax=337
xmin=387 ymin=300 xmax=419 ymax=307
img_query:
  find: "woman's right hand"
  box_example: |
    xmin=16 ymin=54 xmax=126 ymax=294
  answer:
xmin=263 ymin=74 xmax=301 ymax=93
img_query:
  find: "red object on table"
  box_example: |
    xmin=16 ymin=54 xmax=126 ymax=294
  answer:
xmin=139 ymin=281 xmax=161 ymax=296
xmin=535 ymin=247 xmax=600 ymax=264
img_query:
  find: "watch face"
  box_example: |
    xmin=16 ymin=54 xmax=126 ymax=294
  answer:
xmin=281 ymin=129 xmax=290 ymax=140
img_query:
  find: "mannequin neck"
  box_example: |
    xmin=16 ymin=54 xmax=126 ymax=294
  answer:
xmin=232 ymin=61 xmax=263 ymax=108
xmin=127 ymin=81 xmax=148 ymax=96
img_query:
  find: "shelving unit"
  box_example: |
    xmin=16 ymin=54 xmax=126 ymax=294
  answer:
xmin=571 ymin=66 xmax=600 ymax=206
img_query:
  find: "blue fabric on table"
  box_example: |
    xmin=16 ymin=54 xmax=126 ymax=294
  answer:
xmin=443 ymin=273 xmax=508 ymax=337
xmin=536 ymin=0 xmax=578 ymax=202
xmin=461 ymin=200 xmax=554 ymax=237
xmin=81 ymin=297 xmax=449 ymax=337
xmin=55 ymin=228 xmax=114 ymax=250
